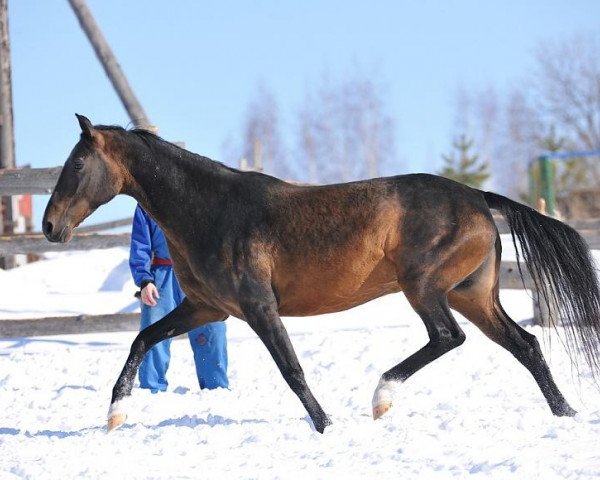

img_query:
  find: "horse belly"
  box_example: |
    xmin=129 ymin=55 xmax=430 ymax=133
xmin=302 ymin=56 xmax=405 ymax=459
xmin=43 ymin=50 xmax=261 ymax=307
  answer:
xmin=276 ymin=256 xmax=400 ymax=316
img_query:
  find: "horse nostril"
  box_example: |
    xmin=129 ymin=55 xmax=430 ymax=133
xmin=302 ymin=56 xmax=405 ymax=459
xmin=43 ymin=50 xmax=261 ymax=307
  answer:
xmin=43 ymin=221 xmax=53 ymax=236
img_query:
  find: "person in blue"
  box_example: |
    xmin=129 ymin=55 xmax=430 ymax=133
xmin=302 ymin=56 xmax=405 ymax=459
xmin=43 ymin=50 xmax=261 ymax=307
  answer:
xmin=129 ymin=204 xmax=229 ymax=392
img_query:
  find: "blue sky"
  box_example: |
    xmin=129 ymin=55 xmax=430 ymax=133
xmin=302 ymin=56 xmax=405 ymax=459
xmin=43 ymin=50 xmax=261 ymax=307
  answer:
xmin=7 ymin=0 xmax=600 ymax=229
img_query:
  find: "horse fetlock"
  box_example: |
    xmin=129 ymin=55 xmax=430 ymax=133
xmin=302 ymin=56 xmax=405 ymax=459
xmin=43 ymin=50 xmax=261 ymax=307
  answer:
xmin=550 ymin=401 xmax=577 ymax=417
xmin=313 ymin=413 xmax=333 ymax=434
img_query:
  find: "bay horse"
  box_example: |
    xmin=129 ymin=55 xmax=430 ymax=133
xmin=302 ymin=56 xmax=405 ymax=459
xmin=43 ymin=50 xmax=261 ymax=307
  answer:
xmin=43 ymin=115 xmax=600 ymax=433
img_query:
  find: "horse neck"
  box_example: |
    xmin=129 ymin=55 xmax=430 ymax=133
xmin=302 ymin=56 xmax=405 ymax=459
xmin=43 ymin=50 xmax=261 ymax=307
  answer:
xmin=112 ymin=132 xmax=232 ymax=229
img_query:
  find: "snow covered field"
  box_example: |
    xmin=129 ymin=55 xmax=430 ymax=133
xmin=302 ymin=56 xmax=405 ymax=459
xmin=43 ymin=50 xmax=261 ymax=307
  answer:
xmin=1 ymin=248 xmax=600 ymax=479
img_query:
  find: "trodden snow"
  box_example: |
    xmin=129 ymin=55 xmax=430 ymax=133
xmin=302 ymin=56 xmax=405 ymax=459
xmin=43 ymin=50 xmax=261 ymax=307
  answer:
xmin=1 ymin=247 xmax=600 ymax=479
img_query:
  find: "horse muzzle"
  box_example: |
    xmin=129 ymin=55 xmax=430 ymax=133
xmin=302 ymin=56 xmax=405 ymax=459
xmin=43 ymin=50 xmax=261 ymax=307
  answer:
xmin=43 ymin=222 xmax=73 ymax=243
xmin=42 ymin=217 xmax=73 ymax=243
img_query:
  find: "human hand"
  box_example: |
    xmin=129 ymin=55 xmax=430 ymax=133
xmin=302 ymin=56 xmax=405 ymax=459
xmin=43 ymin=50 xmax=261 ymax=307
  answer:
xmin=141 ymin=283 xmax=160 ymax=306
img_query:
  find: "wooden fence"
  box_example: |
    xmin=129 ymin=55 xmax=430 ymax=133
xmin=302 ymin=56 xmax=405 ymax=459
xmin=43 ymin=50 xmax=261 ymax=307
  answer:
xmin=1 ymin=166 xmax=600 ymax=338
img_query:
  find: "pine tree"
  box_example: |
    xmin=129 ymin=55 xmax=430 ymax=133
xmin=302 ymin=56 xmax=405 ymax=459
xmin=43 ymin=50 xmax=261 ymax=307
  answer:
xmin=439 ymin=135 xmax=489 ymax=188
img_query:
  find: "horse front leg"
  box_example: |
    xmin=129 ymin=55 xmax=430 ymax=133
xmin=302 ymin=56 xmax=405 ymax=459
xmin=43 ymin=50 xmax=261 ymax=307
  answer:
xmin=107 ymin=299 xmax=227 ymax=431
xmin=239 ymin=278 xmax=331 ymax=433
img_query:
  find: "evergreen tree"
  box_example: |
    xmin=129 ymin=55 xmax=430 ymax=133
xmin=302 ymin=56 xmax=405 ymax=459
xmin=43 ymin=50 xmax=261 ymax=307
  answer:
xmin=439 ymin=134 xmax=489 ymax=188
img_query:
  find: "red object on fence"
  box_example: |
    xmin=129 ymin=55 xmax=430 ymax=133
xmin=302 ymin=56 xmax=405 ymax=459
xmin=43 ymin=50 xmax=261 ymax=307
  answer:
xmin=18 ymin=194 xmax=32 ymax=218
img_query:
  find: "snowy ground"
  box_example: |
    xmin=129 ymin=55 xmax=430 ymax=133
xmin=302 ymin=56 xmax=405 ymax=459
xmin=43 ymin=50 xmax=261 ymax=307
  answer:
xmin=1 ymin=248 xmax=600 ymax=479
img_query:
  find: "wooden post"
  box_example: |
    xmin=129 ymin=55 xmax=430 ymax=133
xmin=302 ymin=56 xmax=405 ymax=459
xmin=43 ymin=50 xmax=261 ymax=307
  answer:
xmin=528 ymin=162 xmax=536 ymax=206
xmin=0 ymin=0 xmax=15 ymax=268
xmin=532 ymin=292 xmax=559 ymax=327
xmin=538 ymin=155 xmax=556 ymax=217
xmin=253 ymin=140 xmax=263 ymax=172
xmin=536 ymin=197 xmax=546 ymax=214
xmin=67 ymin=0 xmax=155 ymax=131
xmin=531 ymin=198 xmax=559 ymax=327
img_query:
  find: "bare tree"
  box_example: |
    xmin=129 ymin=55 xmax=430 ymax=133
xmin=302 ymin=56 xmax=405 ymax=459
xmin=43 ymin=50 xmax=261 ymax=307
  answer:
xmin=530 ymin=34 xmax=600 ymax=211
xmin=219 ymin=84 xmax=289 ymax=177
xmin=296 ymin=73 xmax=396 ymax=184
xmin=241 ymin=84 xmax=288 ymax=177
xmin=225 ymin=73 xmax=397 ymax=184
xmin=532 ymin=34 xmax=600 ymax=151
xmin=495 ymin=89 xmax=543 ymax=197
xmin=297 ymin=92 xmax=319 ymax=183
xmin=452 ymin=34 xmax=600 ymax=202
xmin=477 ymin=87 xmax=499 ymax=169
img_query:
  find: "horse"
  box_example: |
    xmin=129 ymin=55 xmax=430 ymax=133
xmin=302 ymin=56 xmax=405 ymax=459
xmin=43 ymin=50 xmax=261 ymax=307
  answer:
xmin=43 ymin=114 xmax=600 ymax=433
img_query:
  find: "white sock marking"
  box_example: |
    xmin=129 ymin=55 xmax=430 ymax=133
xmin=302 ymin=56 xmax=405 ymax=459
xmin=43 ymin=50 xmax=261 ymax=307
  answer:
xmin=372 ymin=378 xmax=402 ymax=409
xmin=107 ymin=397 xmax=130 ymax=420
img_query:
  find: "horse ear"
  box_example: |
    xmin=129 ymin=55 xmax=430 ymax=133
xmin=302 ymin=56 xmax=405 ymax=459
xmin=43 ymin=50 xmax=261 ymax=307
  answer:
xmin=76 ymin=114 xmax=94 ymax=137
xmin=75 ymin=114 xmax=104 ymax=146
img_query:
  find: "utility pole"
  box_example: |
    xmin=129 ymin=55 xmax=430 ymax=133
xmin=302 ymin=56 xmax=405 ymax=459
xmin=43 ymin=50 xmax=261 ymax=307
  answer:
xmin=0 ymin=0 xmax=16 ymax=268
xmin=67 ymin=0 xmax=155 ymax=131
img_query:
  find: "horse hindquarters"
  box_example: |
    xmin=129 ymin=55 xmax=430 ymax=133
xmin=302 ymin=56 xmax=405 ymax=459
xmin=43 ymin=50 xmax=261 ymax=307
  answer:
xmin=372 ymin=200 xmax=497 ymax=419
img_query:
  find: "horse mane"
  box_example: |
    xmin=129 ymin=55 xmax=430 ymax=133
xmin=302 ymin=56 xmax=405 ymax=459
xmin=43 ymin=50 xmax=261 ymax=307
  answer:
xmin=95 ymin=124 xmax=177 ymax=151
xmin=94 ymin=124 xmax=241 ymax=175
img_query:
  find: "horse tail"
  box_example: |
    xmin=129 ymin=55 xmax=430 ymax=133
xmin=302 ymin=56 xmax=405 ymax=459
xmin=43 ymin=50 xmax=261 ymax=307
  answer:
xmin=482 ymin=190 xmax=600 ymax=378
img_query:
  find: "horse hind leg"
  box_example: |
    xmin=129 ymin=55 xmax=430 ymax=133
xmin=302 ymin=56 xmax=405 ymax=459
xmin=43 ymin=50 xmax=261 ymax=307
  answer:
xmin=372 ymin=287 xmax=466 ymax=419
xmin=448 ymin=267 xmax=576 ymax=417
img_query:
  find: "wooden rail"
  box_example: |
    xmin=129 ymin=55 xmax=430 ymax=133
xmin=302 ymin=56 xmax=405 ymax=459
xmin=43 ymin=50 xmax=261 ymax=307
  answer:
xmin=3 ymin=224 xmax=600 ymax=255
xmin=0 ymin=232 xmax=130 ymax=255
xmin=0 ymin=313 xmax=139 ymax=338
xmin=0 ymin=166 xmax=597 ymax=337
xmin=0 ymin=260 xmax=537 ymax=339
xmin=76 ymin=217 xmax=131 ymax=233
xmin=0 ymin=167 xmax=61 ymax=195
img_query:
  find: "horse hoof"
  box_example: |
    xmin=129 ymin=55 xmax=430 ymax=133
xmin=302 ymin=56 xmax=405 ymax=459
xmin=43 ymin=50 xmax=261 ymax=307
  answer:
xmin=107 ymin=413 xmax=127 ymax=432
xmin=553 ymin=404 xmax=577 ymax=417
xmin=315 ymin=415 xmax=333 ymax=434
xmin=107 ymin=399 xmax=128 ymax=432
xmin=373 ymin=402 xmax=392 ymax=420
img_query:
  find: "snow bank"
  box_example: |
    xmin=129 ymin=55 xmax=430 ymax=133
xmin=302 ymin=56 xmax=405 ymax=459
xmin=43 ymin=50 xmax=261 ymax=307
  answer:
xmin=0 ymin=249 xmax=599 ymax=479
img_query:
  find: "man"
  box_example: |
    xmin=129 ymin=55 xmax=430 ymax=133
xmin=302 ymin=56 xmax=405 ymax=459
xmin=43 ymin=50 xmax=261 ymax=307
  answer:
xmin=129 ymin=204 xmax=229 ymax=392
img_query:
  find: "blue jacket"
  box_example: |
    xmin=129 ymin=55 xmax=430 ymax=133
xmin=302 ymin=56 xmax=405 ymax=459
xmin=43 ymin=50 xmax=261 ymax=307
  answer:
xmin=129 ymin=205 xmax=172 ymax=288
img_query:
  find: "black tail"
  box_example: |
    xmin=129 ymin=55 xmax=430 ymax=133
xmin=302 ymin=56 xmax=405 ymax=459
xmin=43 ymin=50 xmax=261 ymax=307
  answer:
xmin=482 ymin=190 xmax=600 ymax=378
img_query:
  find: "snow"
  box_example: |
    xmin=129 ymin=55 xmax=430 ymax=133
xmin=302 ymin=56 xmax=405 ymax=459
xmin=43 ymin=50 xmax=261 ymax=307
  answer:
xmin=1 ymin=248 xmax=600 ymax=479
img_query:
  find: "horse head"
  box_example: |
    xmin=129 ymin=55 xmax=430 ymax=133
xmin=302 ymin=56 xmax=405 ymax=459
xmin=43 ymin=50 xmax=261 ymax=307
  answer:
xmin=42 ymin=114 xmax=124 ymax=242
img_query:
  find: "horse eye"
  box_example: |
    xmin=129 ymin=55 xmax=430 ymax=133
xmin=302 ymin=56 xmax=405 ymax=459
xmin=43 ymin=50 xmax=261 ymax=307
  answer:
xmin=73 ymin=159 xmax=84 ymax=171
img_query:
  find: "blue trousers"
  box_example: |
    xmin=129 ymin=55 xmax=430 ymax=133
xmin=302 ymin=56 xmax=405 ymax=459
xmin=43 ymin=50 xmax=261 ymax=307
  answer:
xmin=138 ymin=266 xmax=229 ymax=391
